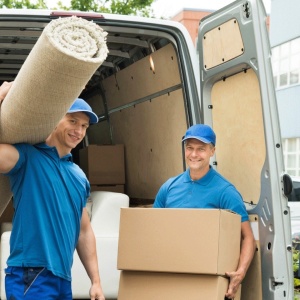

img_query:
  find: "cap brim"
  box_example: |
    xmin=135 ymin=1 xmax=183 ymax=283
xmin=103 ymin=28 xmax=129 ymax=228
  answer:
xmin=68 ymin=109 xmax=98 ymax=124
xmin=182 ymin=136 xmax=212 ymax=144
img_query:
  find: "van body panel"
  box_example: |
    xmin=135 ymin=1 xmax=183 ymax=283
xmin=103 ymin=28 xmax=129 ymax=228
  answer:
xmin=197 ymin=0 xmax=293 ymax=299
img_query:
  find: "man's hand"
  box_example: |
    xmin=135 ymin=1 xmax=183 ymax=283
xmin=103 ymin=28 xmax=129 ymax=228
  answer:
xmin=225 ymin=221 xmax=256 ymax=299
xmin=225 ymin=269 xmax=244 ymax=299
xmin=0 ymin=81 xmax=13 ymax=103
xmin=89 ymin=282 xmax=105 ymax=300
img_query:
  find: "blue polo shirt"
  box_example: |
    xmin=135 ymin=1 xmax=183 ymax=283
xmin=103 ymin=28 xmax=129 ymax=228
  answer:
xmin=153 ymin=167 xmax=249 ymax=222
xmin=4 ymin=142 xmax=90 ymax=281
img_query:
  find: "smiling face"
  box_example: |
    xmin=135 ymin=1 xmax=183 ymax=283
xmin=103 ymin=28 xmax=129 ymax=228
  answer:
xmin=185 ymin=138 xmax=215 ymax=180
xmin=46 ymin=112 xmax=90 ymax=157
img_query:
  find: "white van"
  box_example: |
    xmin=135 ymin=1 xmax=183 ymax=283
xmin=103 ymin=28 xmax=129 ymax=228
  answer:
xmin=0 ymin=0 xmax=295 ymax=299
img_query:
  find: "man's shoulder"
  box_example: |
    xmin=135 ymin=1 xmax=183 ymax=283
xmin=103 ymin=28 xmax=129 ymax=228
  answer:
xmin=164 ymin=171 xmax=188 ymax=187
xmin=13 ymin=142 xmax=36 ymax=152
xmin=13 ymin=142 xmax=32 ymax=147
xmin=72 ymin=162 xmax=88 ymax=178
xmin=211 ymin=169 xmax=243 ymax=200
xmin=210 ymin=168 xmax=229 ymax=182
xmin=209 ymin=168 xmax=236 ymax=189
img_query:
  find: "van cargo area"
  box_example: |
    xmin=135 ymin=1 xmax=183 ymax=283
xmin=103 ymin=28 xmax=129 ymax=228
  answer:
xmin=0 ymin=11 xmax=198 ymax=206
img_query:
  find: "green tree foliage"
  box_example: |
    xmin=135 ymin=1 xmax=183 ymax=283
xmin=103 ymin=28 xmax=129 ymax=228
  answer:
xmin=0 ymin=0 xmax=155 ymax=17
xmin=293 ymin=243 xmax=300 ymax=299
xmin=0 ymin=0 xmax=47 ymax=8
xmin=68 ymin=0 xmax=154 ymax=17
xmin=109 ymin=0 xmax=154 ymax=17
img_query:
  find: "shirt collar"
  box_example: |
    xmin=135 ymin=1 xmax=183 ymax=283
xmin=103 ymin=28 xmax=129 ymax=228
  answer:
xmin=35 ymin=142 xmax=73 ymax=162
xmin=183 ymin=166 xmax=214 ymax=185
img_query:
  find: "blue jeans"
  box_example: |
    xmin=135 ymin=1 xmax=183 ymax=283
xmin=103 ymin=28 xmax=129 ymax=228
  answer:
xmin=5 ymin=266 xmax=72 ymax=300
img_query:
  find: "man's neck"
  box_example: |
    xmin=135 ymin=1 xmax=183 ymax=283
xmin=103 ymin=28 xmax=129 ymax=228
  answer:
xmin=189 ymin=166 xmax=210 ymax=181
xmin=45 ymin=136 xmax=70 ymax=158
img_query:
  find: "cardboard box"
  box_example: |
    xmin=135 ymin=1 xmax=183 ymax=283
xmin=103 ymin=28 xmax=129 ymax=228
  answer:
xmin=118 ymin=271 xmax=241 ymax=300
xmin=90 ymin=184 xmax=124 ymax=193
xmin=79 ymin=145 xmax=125 ymax=185
xmin=118 ymin=208 xmax=241 ymax=275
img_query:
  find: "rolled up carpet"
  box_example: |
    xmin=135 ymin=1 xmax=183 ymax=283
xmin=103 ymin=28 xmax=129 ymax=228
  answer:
xmin=0 ymin=16 xmax=108 ymax=216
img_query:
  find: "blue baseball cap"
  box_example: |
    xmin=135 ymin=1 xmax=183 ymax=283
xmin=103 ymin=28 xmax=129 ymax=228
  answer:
xmin=67 ymin=98 xmax=98 ymax=124
xmin=182 ymin=124 xmax=216 ymax=146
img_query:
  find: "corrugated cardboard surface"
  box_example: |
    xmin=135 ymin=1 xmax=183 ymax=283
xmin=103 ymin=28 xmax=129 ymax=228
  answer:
xmin=118 ymin=271 xmax=241 ymax=300
xmin=79 ymin=144 xmax=125 ymax=184
xmin=118 ymin=208 xmax=241 ymax=275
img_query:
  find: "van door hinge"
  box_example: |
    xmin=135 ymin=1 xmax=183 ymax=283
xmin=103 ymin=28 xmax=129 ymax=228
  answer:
xmin=243 ymin=1 xmax=251 ymax=19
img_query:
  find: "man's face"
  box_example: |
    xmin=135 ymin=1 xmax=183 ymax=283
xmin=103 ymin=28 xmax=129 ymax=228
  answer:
xmin=185 ymin=138 xmax=215 ymax=173
xmin=53 ymin=112 xmax=90 ymax=150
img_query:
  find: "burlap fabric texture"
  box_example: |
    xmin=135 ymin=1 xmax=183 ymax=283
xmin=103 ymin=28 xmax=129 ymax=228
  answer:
xmin=0 ymin=16 xmax=108 ymax=216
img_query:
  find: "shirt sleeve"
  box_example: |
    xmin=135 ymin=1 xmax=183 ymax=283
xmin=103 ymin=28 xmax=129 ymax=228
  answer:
xmin=3 ymin=143 xmax=26 ymax=176
xmin=220 ymin=185 xmax=249 ymax=222
xmin=153 ymin=181 xmax=170 ymax=208
xmin=84 ymin=180 xmax=91 ymax=208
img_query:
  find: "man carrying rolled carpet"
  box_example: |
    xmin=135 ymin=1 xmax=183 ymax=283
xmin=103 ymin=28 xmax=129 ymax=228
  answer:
xmin=0 ymin=82 xmax=105 ymax=300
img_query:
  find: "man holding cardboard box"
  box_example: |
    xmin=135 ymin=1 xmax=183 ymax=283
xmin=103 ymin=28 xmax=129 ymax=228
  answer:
xmin=0 ymin=82 xmax=105 ymax=300
xmin=153 ymin=124 xmax=256 ymax=299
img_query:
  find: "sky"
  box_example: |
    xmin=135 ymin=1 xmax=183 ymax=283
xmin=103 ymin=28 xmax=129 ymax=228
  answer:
xmin=47 ymin=0 xmax=271 ymax=17
xmin=151 ymin=0 xmax=271 ymax=18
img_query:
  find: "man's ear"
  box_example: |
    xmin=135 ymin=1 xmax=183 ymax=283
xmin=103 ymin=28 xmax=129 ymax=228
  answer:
xmin=210 ymin=146 xmax=216 ymax=157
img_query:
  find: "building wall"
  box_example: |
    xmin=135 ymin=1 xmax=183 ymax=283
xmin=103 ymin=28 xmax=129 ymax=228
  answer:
xmin=269 ymin=0 xmax=300 ymax=139
xmin=270 ymin=0 xmax=300 ymax=47
xmin=172 ymin=9 xmax=212 ymax=45
xmin=276 ymin=86 xmax=300 ymax=138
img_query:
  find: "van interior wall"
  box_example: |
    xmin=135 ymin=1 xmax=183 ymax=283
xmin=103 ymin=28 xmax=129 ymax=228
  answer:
xmin=86 ymin=43 xmax=187 ymax=204
xmin=211 ymin=69 xmax=266 ymax=206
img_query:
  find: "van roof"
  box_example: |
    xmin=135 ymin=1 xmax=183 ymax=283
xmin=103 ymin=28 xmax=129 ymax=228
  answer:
xmin=0 ymin=9 xmax=196 ymax=96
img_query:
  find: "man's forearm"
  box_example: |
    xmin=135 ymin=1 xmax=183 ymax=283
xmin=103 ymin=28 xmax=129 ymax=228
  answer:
xmin=76 ymin=228 xmax=101 ymax=284
xmin=225 ymin=221 xmax=256 ymax=299
xmin=236 ymin=234 xmax=256 ymax=278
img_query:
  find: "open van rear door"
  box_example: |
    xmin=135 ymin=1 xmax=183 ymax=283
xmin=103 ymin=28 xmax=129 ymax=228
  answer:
xmin=197 ymin=0 xmax=294 ymax=299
